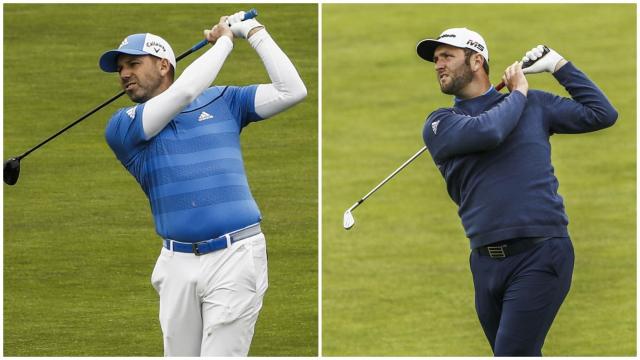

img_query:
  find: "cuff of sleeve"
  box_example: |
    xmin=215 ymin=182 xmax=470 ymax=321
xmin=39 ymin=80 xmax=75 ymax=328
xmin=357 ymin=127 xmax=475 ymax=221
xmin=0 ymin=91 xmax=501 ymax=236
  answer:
xmin=552 ymin=61 xmax=576 ymax=83
xmin=248 ymin=28 xmax=270 ymax=48
xmin=512 ymin=89 xmax=527 ymax=99
xmin=215 ymin=35 xmax=234 ymax=51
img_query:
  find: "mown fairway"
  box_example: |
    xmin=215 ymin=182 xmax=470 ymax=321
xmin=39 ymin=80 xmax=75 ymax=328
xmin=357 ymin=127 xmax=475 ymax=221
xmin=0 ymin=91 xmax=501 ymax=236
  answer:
xmin=4 ymin=4 xmax=317 ymax=356
xmin=323 ymin=4 xmax=635 ymax=356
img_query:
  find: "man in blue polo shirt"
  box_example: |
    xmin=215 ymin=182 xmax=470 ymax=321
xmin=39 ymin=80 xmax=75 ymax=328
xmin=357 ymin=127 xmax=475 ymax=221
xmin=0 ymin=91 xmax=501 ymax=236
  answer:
xmin=417 ymin=28 xmax=616 ymax=355
xmin=99 ymin=12 xmax=306 ymax=356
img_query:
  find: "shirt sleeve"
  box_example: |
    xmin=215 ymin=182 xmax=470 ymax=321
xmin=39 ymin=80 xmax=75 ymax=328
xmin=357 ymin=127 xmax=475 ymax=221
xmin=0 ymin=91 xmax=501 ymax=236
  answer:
xmin=546 ymin=62 xmax=618 ymax=134
xmin=105 ymin=103 xmax=147 ymax=165
xmin=142 ymin=36 xmax=234 ymax=139
xmin=423 ymin=91 xmax=527 ymax=164
xmin=221 ymin=84 xmax=261 ymax=129
xmin=248 ymin=29 xmax=307 ymax=119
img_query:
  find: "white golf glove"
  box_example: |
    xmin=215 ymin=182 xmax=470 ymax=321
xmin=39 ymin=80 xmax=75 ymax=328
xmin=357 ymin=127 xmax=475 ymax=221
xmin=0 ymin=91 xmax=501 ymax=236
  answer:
xmin=521 ymin=45 xmax=564 ymax=74
xmin=227 ymin=11 xmax=264 ymax=39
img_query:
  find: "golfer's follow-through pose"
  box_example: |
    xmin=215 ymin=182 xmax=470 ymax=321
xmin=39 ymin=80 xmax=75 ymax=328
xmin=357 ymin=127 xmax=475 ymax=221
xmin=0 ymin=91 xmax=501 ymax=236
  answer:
xmin=99 ymin=11 xmax=306 ymax=356
xmin=417 ymin=28 xmax=616 ymax=355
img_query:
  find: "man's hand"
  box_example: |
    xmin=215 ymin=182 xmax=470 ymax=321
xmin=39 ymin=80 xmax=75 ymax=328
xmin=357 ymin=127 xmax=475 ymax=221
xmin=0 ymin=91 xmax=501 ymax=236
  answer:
xmin=227 ymin=11 xmax=264 ymax=39
xmin=522 ymin=45 xmax=567 ymax=74
xmin=502 ymin=61 xmax=529 ymax=96
xmin=204 ymin=16 xmax=234 ymax=44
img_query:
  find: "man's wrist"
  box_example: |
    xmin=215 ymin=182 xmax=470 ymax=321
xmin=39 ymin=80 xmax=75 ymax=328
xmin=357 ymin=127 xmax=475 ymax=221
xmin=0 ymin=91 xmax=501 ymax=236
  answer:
xmin=553 ymin=59 xmax=568 ymax=73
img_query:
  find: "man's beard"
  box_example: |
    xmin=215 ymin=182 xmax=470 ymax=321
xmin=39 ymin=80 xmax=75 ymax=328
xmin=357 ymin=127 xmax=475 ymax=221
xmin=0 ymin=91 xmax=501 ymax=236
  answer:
xmin=440 ymin=65 xmax=473 ymax=96
xmin=124 ymin=74 xmax=163 ymax=104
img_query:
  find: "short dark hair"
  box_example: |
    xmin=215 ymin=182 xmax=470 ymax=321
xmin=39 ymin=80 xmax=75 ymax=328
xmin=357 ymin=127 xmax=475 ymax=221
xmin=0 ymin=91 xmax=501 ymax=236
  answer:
xmin=464 ymin=48 xmax=489 ymax=75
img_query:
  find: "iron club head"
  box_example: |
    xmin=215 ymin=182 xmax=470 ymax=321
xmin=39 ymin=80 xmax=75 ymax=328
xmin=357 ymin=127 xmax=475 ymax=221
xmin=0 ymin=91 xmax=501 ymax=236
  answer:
xmin=4 ymin=157 xmax=21 ymax=185
xmin=343 ymin=208 xmax=355 ymax=230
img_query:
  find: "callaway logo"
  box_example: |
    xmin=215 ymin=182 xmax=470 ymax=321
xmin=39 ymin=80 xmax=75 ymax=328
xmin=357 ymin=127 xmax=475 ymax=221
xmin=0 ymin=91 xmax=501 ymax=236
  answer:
xmin=119 ymin=38 xmax=129 ymax=49
xmin=431 ymin=120 xmax=440 ymax=135
xmin=198 ymin=111 xmax=214 ymax=122
xmin=466 ymin=40 xmax=485 ymax=52
xmin=146 ymin=41 xmax=166 ymax=53
xmin=437 ymin=34 xmax=456 ymax=40
xmin=126 ymin=107 xmax=136 ymax=120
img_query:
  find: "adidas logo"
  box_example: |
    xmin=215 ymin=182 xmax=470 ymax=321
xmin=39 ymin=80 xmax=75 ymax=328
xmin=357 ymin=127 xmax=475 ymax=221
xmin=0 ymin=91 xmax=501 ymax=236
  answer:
xmin=119 ymin=38 xmax=129 ymax=49
xmin=126 ymin=107 xmax=136 ymax=119
xmin=431 ymin=120 xmax=440 ymax=135
xmin=198 ymin=111 xmax=214 ymax=122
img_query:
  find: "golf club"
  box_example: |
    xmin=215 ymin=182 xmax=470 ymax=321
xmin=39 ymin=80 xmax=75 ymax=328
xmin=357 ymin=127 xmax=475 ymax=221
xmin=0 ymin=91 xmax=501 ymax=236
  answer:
xmin=495 ymin=45 xmax=550 ymax=91
xmin=3 ymin=8 xmax=258 ymax=186
xmin=343 ymin=146 xmax=427 ymax=230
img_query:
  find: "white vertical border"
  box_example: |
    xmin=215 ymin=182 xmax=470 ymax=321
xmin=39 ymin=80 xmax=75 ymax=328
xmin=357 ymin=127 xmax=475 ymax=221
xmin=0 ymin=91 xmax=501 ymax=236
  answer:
xmin=636 ymin=2 xmax=640 ymax=356
xmin=317 ymin=1 xmax=323 ymax=357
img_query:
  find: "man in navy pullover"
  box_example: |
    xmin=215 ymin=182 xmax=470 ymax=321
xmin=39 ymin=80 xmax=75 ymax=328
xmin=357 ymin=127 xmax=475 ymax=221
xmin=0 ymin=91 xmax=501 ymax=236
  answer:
xmin=416 ymin=28 xmax=617 ymax=355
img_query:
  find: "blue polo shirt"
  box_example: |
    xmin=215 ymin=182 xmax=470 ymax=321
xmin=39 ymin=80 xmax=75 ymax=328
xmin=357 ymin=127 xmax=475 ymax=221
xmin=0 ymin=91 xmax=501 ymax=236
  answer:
xmin=423 ymin=62 xmax=617 ymax=248
xmin=105 ymin=85 xmax=263 ymax=242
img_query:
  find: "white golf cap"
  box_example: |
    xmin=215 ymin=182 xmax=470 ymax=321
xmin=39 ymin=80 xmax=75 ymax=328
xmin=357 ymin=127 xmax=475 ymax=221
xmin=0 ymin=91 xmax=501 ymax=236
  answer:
xmin=99 ymin=33 xmax=176 ymax=72
xmin=416 ymin=28 xmax=489 ymax=63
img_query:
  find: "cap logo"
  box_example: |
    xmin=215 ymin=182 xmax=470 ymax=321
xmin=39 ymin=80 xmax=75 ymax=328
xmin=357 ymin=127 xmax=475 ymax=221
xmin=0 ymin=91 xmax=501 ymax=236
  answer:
xmin=437 ymin=33 xmax=456 ymax=40
xmin=466 ymin=40 xmax=485 ymax=52
xmin=146 ymin=41 xmax=166 ymax=54
xmin=118 ymin=38 xmax=129 ymax=49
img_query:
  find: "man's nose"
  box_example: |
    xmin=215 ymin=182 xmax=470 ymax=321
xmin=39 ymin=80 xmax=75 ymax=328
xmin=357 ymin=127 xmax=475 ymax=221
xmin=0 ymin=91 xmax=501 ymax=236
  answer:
xmin=119 ymin=68 xmax=131 ymax=80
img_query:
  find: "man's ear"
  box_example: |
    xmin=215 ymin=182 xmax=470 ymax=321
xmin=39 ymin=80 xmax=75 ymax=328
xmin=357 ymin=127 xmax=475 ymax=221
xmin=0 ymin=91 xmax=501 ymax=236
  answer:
xmin=472 ymin=53 xmax=483 ymax=72
xmin=159 ymin=58 xmax=171 ymax=77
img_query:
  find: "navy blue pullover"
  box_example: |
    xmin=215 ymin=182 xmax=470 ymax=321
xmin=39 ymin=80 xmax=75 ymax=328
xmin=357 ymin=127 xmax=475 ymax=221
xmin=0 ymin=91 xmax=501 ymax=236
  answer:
xmin=423 ymin=62 xmax=617 ymax=249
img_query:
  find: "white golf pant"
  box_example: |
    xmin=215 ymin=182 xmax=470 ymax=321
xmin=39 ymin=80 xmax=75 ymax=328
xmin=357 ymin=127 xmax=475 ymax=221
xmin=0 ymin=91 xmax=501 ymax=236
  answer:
xmin=151 ymin=233 xmax=268 ymax=356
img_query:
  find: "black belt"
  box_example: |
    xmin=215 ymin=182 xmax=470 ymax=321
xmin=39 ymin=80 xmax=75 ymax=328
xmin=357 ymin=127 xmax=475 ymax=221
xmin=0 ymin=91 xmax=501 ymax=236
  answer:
xmin=474 ymin=237 xmax=552 ymax=259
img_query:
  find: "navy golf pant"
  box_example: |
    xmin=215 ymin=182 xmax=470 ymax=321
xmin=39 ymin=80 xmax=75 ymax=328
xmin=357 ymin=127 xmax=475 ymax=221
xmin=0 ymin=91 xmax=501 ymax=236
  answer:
xmin=470 ymin=237 xmax=574 ymax=356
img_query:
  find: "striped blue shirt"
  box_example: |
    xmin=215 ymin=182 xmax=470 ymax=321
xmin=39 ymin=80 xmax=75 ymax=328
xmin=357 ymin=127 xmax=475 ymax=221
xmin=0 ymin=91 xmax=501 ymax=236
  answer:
xmin=105 ymin=86 xmax=263 ymax=242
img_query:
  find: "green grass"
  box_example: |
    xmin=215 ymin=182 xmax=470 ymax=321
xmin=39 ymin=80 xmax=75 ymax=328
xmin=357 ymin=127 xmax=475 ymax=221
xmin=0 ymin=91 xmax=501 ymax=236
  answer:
xmin=322 ymin=4 xmax=635 ymax=356
xmin=4 ymin=4 xmax=317 ymax=356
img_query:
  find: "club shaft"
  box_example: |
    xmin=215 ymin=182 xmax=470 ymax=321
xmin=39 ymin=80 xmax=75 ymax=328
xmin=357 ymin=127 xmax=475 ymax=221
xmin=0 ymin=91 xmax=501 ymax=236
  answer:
xmin=355 ymin=146 xmax=427 ymax=209
xmin=17 ymin=91 xmax=125 ymax=160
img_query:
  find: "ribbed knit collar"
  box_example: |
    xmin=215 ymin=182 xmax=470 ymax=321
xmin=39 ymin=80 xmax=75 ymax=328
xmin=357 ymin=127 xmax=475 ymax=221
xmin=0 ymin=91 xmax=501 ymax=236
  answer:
xmin=453 ymin=86 xmax=505 ymax=115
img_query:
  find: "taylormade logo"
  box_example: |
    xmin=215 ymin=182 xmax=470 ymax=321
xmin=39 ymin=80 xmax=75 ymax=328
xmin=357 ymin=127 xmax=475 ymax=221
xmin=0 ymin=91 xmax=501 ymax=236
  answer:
xmin=466 ymin=40 xmax=485 ymax=52
xmin=438 ymin=34 xmax=456 ymax=40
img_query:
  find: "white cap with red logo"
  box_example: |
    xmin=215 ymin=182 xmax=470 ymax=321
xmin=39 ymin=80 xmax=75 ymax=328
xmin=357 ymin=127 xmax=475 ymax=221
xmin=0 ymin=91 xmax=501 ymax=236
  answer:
xmin=417 ymin=28 xmax=489 ymax=63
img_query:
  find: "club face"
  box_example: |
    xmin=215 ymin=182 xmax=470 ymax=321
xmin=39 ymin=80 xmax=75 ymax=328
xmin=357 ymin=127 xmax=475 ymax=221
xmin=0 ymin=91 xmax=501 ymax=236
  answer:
xmin=343 ymin=209 xmax=355 ymax=230
xmin=4 ymin=158 xmax=20 ymax=185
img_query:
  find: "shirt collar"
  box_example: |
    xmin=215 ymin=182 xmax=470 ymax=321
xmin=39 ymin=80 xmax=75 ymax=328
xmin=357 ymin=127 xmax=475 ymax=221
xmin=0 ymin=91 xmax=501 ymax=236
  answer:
xmin=454 ymin=85 xmax=495 ymax=104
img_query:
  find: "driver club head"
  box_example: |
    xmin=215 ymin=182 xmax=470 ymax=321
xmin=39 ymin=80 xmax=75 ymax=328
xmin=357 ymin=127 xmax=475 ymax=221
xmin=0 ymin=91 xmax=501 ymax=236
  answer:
xmin=343 ymin=208 xmax=355 ymax=230
xmin=4 ymin=157 xmax=21 ymax=185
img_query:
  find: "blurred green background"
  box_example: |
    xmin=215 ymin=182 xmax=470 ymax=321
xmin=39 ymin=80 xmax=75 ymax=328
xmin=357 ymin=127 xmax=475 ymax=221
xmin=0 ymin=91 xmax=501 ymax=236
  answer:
xmin=4 ymin=3 xmax=317 ymax=356
xmin=323 ymin=3 xmax=635 ymax=356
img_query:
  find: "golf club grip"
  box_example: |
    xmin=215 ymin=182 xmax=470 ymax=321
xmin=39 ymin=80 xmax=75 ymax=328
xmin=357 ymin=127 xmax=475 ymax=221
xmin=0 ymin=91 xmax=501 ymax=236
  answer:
xmin=495 ymin=45 xmax=550 ymax=91
xmin=187 ymin=8 xmax=259 ymax=55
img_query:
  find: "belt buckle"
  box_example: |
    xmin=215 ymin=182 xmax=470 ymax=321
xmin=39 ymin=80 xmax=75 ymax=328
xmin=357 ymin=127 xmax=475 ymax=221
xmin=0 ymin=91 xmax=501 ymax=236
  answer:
xmin=487 ymin=245 xmax=506 ymax=258
xmin=192 ymin=242 xmax=203 ymax=256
